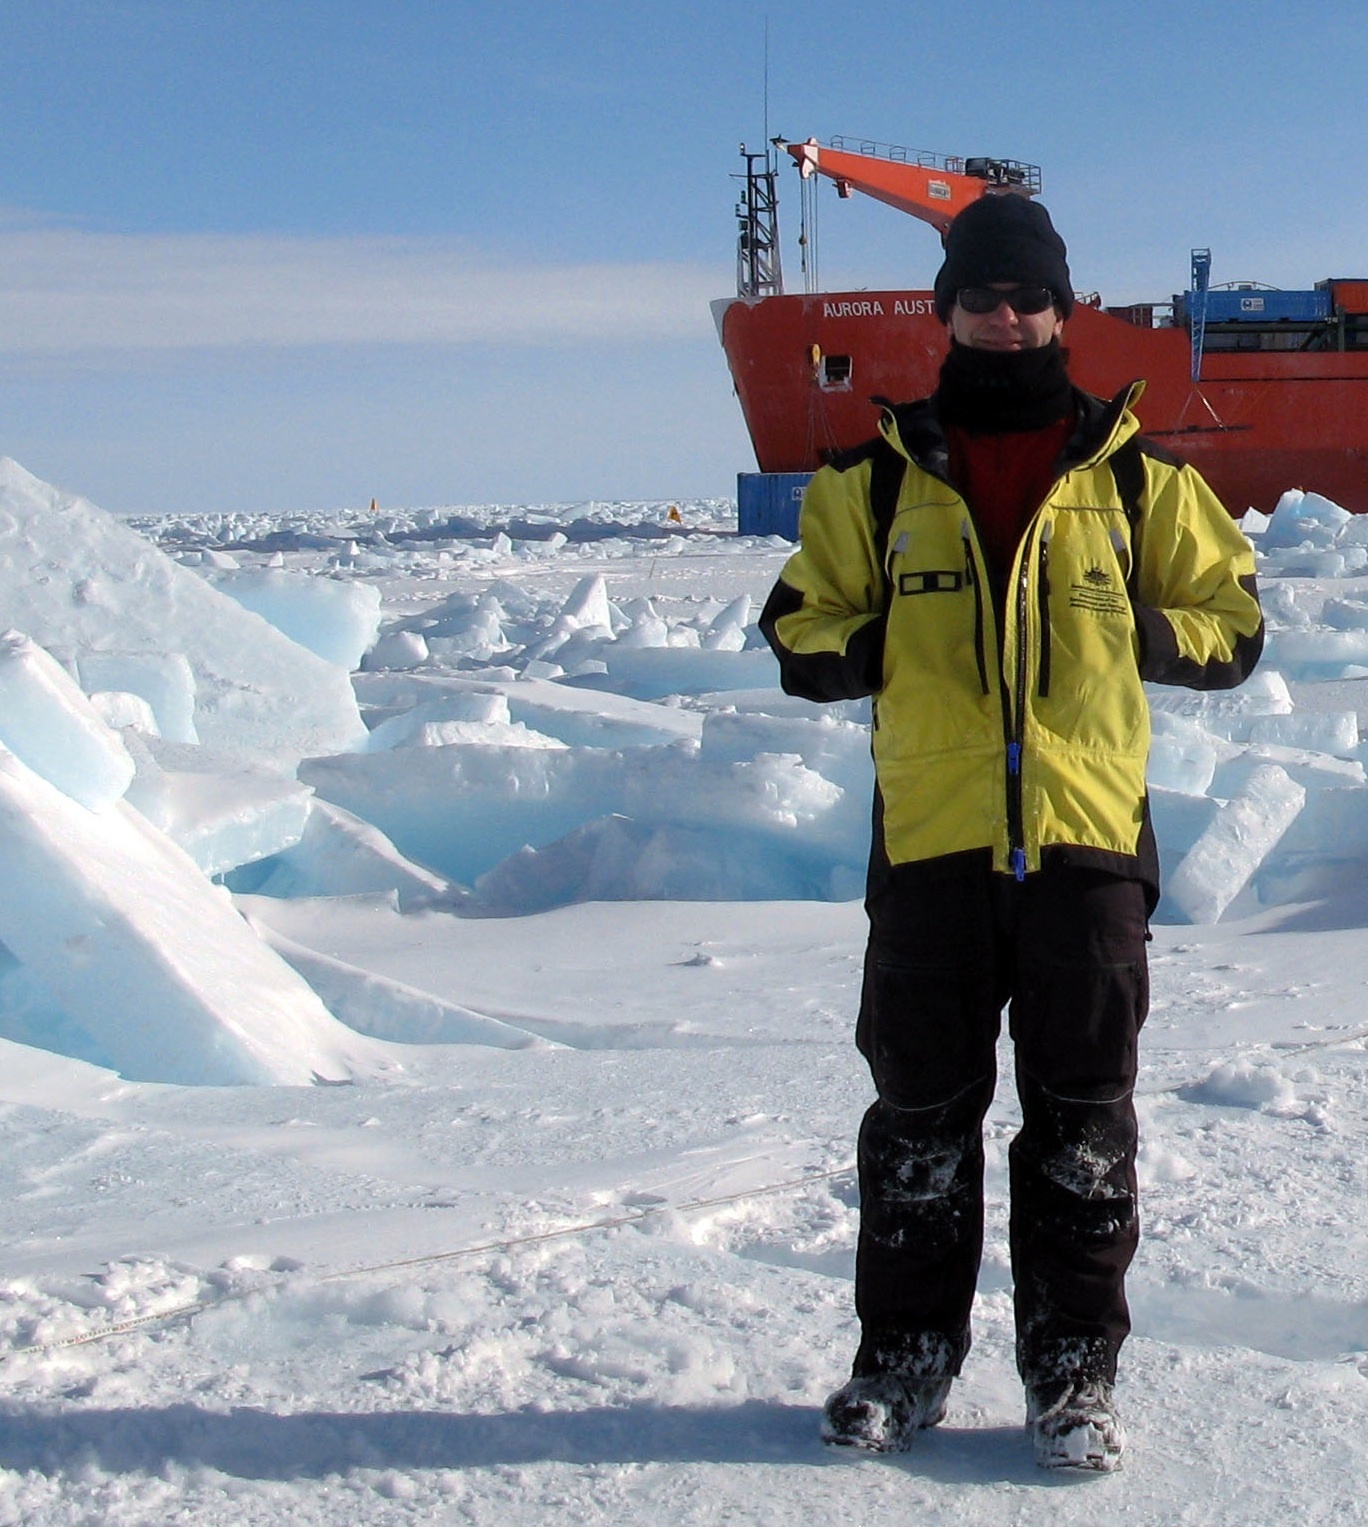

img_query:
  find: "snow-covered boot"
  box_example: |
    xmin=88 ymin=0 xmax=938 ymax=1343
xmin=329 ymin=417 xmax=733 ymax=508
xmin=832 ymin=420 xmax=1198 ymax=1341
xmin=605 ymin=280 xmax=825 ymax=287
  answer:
xmin=1026 ymin=1378 xmax=1126 ymax=1471
xmin=820 ymin=1373 xmax=951 ymax=1452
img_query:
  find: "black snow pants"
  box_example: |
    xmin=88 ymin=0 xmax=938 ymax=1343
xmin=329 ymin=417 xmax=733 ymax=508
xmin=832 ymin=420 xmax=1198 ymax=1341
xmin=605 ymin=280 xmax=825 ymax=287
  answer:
xmin=851 ymin=849 xmax=1149 ymax=1390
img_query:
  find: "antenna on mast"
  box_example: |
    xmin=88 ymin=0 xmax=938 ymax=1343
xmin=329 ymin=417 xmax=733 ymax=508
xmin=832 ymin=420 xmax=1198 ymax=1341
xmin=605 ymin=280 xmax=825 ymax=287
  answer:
xmin=733 ymin=19 xmax=783 ymax=298
xmin=763 ymin=15 xmax=770 ymax=149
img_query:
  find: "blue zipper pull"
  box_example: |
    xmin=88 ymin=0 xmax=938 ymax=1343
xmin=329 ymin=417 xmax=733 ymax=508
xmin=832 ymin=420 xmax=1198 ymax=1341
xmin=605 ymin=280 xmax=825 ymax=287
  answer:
xmin=1011 ymin=847 xmax=1027 ymax=881
xmin=1007 ymin=741 xmax=1022 ymax=774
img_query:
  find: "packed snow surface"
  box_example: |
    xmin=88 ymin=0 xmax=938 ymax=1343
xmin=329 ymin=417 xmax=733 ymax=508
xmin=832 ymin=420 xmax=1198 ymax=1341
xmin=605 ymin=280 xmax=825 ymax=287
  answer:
xmin=0 ymin=470 xmax=1367 ymax=1521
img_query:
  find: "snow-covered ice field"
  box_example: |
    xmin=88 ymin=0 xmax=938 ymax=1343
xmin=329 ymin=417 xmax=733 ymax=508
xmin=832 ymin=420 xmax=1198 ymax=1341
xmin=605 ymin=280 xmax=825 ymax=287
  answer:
xmin=3 ymin=458 xmax=1368 ymax=1521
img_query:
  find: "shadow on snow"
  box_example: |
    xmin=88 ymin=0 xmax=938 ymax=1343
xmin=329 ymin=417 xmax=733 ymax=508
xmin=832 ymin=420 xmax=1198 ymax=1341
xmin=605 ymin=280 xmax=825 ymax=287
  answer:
xmin=0 ymin=1399 xmax=1046 ymax=1485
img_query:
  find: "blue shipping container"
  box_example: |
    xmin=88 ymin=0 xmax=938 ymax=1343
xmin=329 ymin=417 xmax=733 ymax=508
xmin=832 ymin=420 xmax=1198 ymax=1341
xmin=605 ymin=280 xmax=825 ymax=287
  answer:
xmin=1186 ymin=288 xmax=1331 ymax=323
xmin=737 ymin=472 xmax=812 ymax=539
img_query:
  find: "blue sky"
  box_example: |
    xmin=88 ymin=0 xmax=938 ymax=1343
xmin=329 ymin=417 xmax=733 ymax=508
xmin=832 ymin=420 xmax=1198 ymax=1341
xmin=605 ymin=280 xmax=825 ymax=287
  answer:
xmin=3 ymin=0 xmax=1367 ymax=515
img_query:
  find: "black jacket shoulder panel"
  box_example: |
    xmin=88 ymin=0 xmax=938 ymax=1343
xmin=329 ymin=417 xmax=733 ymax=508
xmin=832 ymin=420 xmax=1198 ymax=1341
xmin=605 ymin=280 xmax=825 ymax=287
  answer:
xmin=1063 ymin=384 xmax=1185 ymax=473
xmin=1060 ymin=386 xmax=1130 ymax=469
xmin=880 ymin=398 xmax=953 ymax=486
xmin=823 ymin=435 xmax=884 ymax=474
xmin=1132 ymin=434 xmax=1185 ymax=470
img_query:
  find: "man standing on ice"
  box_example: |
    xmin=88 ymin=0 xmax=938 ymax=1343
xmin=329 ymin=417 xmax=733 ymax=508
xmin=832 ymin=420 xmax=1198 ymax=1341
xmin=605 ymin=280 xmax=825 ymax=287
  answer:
xmin=760 ymin=195 xmax=1263 ymax=1470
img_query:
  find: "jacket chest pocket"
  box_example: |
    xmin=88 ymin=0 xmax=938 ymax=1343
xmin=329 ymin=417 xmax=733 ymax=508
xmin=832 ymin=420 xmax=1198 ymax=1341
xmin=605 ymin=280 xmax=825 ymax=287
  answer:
xmin=1047 ymin=518 xmax=1136 ymax=633
xmin=1030 ymin=516 xmax=1147 ymax=746
xmin=886 ymin=523 xmax=993 ymax=700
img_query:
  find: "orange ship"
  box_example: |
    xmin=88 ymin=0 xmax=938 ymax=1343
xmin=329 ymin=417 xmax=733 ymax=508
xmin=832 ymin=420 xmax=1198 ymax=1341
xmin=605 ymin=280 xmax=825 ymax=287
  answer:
xmin=715 ymin=138 xmax=1368 ymax=517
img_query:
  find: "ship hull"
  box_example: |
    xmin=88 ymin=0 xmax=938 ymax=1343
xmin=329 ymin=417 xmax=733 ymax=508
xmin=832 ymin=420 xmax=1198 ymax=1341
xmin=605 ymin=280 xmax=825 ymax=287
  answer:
xmin=717 ymin=292 xmax=1368 ymax=514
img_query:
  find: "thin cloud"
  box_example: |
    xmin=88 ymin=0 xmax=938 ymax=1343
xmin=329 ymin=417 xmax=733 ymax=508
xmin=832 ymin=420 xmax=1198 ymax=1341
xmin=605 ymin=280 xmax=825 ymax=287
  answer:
xmin=0 ymin=221 xmax=728 ymax=353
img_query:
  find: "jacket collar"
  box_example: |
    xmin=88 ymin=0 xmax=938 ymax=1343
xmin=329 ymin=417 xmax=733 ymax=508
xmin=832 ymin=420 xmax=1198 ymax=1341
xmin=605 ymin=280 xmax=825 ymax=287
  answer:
xmin=880 ymin=380 xmax=1144 ymax=480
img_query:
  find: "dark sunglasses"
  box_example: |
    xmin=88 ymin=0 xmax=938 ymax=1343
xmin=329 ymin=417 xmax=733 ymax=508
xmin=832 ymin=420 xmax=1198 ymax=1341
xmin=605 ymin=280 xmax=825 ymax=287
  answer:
xmin=956 ymin=285 xmax=1056 ymax=316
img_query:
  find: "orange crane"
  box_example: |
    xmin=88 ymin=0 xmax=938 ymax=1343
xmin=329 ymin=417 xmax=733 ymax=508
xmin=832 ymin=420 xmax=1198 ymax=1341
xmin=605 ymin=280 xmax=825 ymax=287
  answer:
xmin=779 ymin=136 xmax=1041 ymax=236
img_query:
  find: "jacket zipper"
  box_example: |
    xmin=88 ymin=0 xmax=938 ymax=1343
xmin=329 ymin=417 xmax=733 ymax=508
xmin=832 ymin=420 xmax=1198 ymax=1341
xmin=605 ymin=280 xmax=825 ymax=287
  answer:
xmin=962 ymin=509 xmax=1028 ymax=880
xmin=1036 ymin=522 xmax=1053 ymax=698
xmin=961 ymin=521 xmax=990 ymax=695
xmin=1006 ymin=519 xmax=1042 ymax=882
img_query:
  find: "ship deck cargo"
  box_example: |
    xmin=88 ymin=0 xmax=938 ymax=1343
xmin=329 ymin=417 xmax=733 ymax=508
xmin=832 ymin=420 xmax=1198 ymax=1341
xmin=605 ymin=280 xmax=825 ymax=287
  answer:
xmin=1320 ymin=279 xmax=1368 ymax=315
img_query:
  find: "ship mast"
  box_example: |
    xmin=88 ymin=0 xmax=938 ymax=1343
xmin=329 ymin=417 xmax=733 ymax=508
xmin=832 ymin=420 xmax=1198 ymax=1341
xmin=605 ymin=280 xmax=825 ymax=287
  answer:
xmin=735 ymin=146 xmax=784 ymax=299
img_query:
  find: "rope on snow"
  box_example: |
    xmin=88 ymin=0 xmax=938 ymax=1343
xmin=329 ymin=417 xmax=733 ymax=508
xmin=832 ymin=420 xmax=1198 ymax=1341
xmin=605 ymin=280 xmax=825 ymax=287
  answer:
xmin=0 ymin=1161 xmax=857 ymax=1361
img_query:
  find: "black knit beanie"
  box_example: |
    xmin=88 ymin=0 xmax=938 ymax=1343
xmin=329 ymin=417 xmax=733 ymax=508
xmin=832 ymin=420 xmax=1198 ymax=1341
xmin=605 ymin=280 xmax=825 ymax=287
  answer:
xmin=932 ymin=195 xmax=1073 ymax=322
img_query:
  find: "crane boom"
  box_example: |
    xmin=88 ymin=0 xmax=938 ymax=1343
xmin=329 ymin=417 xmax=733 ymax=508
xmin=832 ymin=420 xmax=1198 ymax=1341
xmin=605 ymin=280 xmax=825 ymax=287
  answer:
xmin=781 ymin=137 xmax=1040 ymax=236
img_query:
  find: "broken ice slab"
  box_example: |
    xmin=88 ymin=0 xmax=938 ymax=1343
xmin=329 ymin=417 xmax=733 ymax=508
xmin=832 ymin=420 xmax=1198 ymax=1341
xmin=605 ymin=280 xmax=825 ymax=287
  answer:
xmin=1261 ymin=488 xmax=1353 ymax=550
xmin=76 ymin=649 xmax=199 ymax=745
xmin=120 ymin=731 xmax=315 ymax=876
xmin=0 ymin=632 xmax=135 ymax=808
xmin=1147 ymin=669 xmax=1293 ymax=719
xmin=206 ymin=567 xmax=382 ymax=670
xmin=0 ymin=747 xmax=389 ymax=1085
xmin=1145 ymin=713 xmax=1238 ymax=797
xmin=1163 ymin=763 xmax=1307 ymax=924
xmin=596 ymin=646 xmax=779 ymax=699
xmin=232 ymin=799 xmax=463 ymax=911
xmin=0 ymin=458 xmax=367 ymax=764
xmin=1263 ymin=628 xmax=1368 ymax=678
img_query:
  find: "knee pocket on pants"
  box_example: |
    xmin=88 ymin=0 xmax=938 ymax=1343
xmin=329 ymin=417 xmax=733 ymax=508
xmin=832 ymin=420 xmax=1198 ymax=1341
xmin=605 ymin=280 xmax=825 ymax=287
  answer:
xmin=1010 ymin=957 xmax=1147 ymax=1100
xmin=857 ymin=956 xmax=998 ymax=1110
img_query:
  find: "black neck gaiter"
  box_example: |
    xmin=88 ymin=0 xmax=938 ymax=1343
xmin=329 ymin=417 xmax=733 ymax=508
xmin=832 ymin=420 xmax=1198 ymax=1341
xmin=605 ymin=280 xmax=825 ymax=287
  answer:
xmin=935 ymin=338 xmax=1074 ymax=434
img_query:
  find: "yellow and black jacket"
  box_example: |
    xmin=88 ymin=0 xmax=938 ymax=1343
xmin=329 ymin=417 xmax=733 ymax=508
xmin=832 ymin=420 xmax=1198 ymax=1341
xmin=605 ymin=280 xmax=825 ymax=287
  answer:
xmin=759 ymin=383 xmax=1264 ymax=890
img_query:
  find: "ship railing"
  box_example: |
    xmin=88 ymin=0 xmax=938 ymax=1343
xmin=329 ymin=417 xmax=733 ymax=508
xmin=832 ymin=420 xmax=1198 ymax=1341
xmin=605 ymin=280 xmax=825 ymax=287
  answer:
xmin=827 ymin=136 xmax=1041 ymax=192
